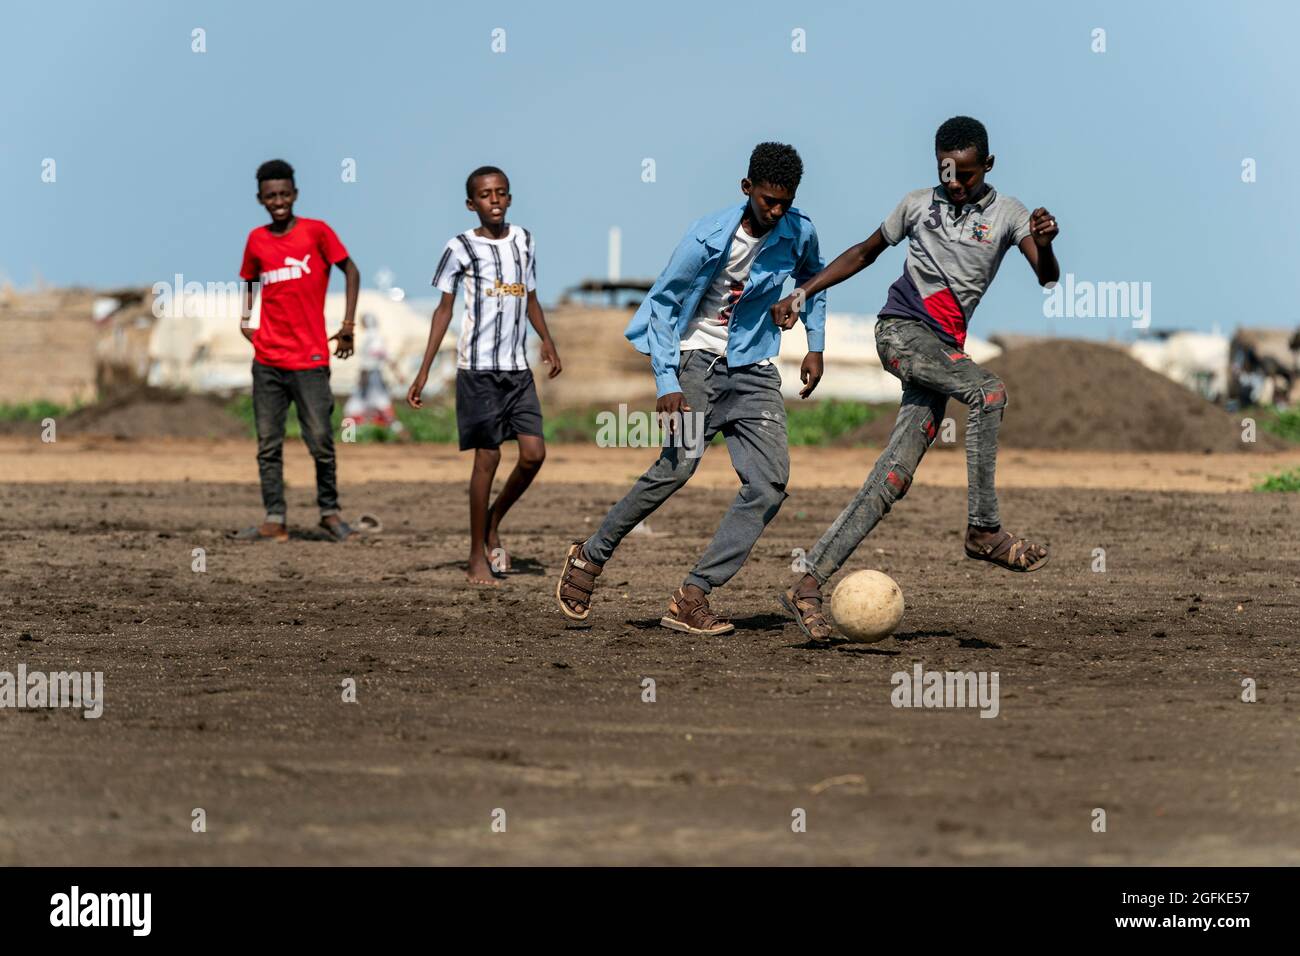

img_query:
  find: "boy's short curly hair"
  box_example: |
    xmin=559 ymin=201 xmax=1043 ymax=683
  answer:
xmin=935 ymin=116 xmax=989 ymax=161
xmin=256 ymin=159 xmax=295 ymax=185
xmin=466 ymin=165 xmax=509 ymax=198
xmin=746 ymin=142 xmax=803 ymax=192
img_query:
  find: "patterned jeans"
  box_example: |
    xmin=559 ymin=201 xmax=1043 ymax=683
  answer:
xmin=806 ymin=316 xmax=1007 ymax=584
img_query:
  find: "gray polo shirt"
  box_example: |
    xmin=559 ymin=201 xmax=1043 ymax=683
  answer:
xmin=879 ymin=185 xmax=1032 ymax=348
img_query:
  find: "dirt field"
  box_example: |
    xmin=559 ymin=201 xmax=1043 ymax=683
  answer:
xmin=1 ymin=438 xmax=1298 ymax=865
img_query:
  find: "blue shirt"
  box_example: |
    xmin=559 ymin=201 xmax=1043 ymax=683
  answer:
xmin=624 ymin=202 xmax=826 ymax=397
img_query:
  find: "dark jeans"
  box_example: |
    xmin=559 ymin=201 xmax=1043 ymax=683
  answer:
xmin=806 ymin=316 xmax=1007 ymax=584
xmin=252 ymin=361 xmax=339 ymax=521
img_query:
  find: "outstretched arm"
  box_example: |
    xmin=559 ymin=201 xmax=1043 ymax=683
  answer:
xmin=1018 ymin=208 xmax=1060 ymax=286
xmin=773 ymin=228 xmax=891 ymax=330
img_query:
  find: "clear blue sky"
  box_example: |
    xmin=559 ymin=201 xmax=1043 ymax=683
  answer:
xmin=2 ymin=0 xmax=1296 ymax=340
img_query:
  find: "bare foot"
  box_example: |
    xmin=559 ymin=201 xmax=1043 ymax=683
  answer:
xmin=485 ymin=508 xmax=510 ymax=572
xmin=467 ymin=554 xmax=502 ymax=587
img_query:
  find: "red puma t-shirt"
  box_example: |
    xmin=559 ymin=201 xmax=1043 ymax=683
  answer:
xmin=239 ymin=218 xmax=349 ymax=369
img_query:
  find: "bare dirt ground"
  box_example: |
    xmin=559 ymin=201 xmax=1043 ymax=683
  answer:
xmin=4 ymin=436 xmax=1299 ymax=492
xmin=1 ymin=439 xmax=1297 ymax=865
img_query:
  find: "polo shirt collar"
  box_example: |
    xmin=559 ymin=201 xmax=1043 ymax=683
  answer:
xmin=932 ymin=184 xmax=999 ymax=214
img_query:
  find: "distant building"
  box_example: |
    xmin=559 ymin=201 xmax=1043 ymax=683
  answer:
xmin=0 ymin=287 xmax=124 ymax=406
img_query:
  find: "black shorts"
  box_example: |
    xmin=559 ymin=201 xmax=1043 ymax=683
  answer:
xmin=455 ymin=368 xmax=544 ymax=451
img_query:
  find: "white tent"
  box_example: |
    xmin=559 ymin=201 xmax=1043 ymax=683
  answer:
xmin=148 ymin=290 xmax=454 ymax=397
xmin=1128 ymin=332 xmax=1229 ymax=402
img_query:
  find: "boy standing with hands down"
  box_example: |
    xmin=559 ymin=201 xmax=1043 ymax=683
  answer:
xmin=233 ymin=159 xmax=362 ymax=543
xmin=407 ymin=166 xmax=562 ymax=586
xmin=556 ymin=143 xmax=826 ymax=635
xmin=772 ymin=117 xmax=1061 ymax=641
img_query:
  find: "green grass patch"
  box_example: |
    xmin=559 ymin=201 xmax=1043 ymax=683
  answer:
xmin=227 ymin=394 xmax=461 ymax=443
xmin=1256 ymin=467 xmax=1300 ymax=492
xmin=546 ymin=400 xmax=880 ymax=447
xmin=1252 ymin=406 xmax=1300 ymax=444
xmin=542 ymin=407 xmax=604 ymax=444
xmin=225 ymin=394 xmax=881 ymax=447
xmin=786 ymin=399 xmax=879 ymax=446
xmin=388 ymin=404 xmax=459 ymax=443
xmin=0 ymin=400 xmax=69 ymax=422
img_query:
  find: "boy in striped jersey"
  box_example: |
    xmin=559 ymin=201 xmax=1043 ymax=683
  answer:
xmin=407 ymin=166 xmax=563 ymax=586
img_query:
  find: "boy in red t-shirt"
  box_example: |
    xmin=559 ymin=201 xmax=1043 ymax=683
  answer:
xmin=231 ymin=159 xmax=361 ymax=543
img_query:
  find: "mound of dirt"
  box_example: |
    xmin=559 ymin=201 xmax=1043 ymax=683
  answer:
xmin=61 ymin=388 xmax=249 ymax=440
xmin=838 ymin=339 xmax=1286 ymax=453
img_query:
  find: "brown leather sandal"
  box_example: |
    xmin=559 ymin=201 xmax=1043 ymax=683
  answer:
xmin=777 ymin=582 xmax=835 ymax=641
xmin=660 ymin=588 xmax=735 ymax=636
xmin=556 ymin=542 xmax=602 ymax=620
xmin=964 ymin=527 xmax=1049 ymax=572
xmin=229 ymin=522 xmax=289 ymax=543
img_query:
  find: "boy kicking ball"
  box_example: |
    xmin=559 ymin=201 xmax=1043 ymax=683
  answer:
xmin=771 ymin=116 xmax=1061 ymax=641
xmin=556 ymin=143 xmax=826 ymax=634
xmin=407 ymin=166 xmax=562 ymax=586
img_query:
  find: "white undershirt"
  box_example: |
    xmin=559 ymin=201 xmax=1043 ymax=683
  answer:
xmin=680 ymin=222 xmax=765 ymax=355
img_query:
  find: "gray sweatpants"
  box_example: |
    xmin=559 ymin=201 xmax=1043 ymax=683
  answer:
xmin=584 ymin=349 xmax=790 ymax=594
xmin=806 ymin=316 xmax=1007 ymax=584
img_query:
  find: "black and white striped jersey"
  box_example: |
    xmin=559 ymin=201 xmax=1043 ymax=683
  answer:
xmin=431 ymin=225 xmax=537 ymax=371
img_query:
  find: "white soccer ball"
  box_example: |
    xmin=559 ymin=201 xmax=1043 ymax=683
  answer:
xmin=829 ymin=570 xmax=904 ymax=643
